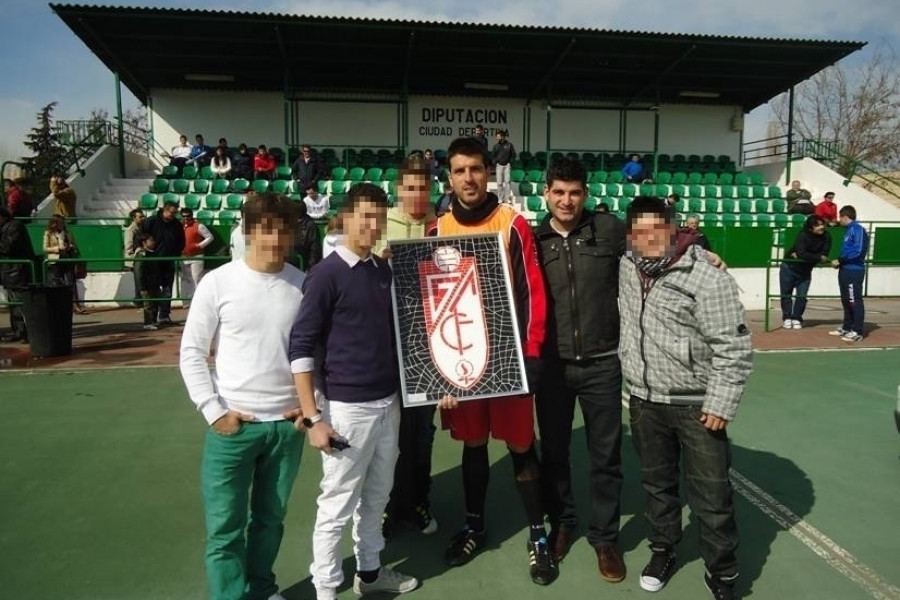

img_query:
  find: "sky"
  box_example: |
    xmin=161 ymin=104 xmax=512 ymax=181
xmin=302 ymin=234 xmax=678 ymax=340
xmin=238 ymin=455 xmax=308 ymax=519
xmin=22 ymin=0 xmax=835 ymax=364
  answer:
xmin=1 ymin=0 xmax=898 ymax=168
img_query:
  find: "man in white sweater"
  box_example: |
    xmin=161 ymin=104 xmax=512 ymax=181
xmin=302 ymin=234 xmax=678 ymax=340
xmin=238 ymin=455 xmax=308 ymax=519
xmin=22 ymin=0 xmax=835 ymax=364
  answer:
xmin=180 ymin=193 xmax=305 ymax=600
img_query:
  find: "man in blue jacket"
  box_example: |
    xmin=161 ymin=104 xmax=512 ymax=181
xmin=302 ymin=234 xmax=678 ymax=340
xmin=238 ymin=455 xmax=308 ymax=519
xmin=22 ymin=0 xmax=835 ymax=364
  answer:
xmin=829 ymin=205 xmax=869 ymax=342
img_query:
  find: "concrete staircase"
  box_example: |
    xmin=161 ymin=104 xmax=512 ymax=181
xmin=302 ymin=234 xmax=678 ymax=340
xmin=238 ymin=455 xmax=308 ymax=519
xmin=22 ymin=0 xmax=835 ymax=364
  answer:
xmin=80 ymin=170 xmax=158 ymax=221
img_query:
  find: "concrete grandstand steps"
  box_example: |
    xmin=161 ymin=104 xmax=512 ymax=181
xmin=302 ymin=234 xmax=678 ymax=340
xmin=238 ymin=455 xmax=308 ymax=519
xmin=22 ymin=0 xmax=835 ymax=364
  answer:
xmin=82 ymin=177 xmax=156 ymax=218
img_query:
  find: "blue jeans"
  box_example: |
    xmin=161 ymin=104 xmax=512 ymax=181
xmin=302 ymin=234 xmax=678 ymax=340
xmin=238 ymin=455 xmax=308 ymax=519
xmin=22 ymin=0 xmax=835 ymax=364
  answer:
xmin=778 ymin=264 xmax=811 ymax=322
xmin=629 ymin=397 xmax=738 ymax=578
xmin=838 ymin=268 xmax=865 ymax=334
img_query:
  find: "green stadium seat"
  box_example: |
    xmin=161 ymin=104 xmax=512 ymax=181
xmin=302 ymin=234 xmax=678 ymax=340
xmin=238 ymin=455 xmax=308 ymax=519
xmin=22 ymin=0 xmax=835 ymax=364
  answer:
xmin=365 ymin=167 xmax=383 ymax=182
xmin=772 ymin=199 xmax=787 ymax=213
xmin=738 ymin=214 xmax=755 ymax=227
xmin=196 ymin=210 xmax=214 ymax=226
xmin=702 ymin=155 xmax=716 ymax=164
xmin=790 ymin=213 xmax=807 ymax=227
xmin=150 ymin=178 xmax=170 ymax=194
xmin=332 ymin=180 xmax=349 ymax=194
xmin=688 ymin=199 xmax=705 ymax=213
xmin=670 ymin=184 xmax=686 ymax=198
xmin=724 ymin=185 xmax=739 ymax=199
xmin=738 ymin=199 xmax=754 ymax=213
xmin=752 ymin=199 xmax=770 ymax=213
xmin=721 ymin=214 xmax=738 ymax=227
xmin=734 ymin=173 xmax=749 ymax=185
xmin=773 ymin=213 xmax=789 ymax=227
xmin=717 ymin=173 xmax=734 ymax=185
xmin=752 ymin=185 xmax=766 ymax=199
xmin=591 ymin=170 xmax=609 ymax=183
xmin=704 ymin=214 xmax=722 ymax=227
xmin=382 ymin=167 xmax=398 ymax=182
xmin=252 ymin=179 xmax=269 ymax=194
xmin=526 ymin=170 xmax=545 ymax=183
xmin=756 ymin=214 xmax=773 ymax=227
xmin=232 ymin=178 xmax=250 ymax=193
xmin=617 ymin=197 xmax=633 ymax=212
xmin=331 ymin=167 xmax=348 ymax=180
xmin=717 ymin=155 xmax=730 ymax=164
xmin=720 ymin=199 xmax=737 ymax=213
xmin=212 ymin=179 xmax=230 ymax=194
xmin=330 ymin=194 xmax=347 ymax=212
xmin=535 ymin=210 xmax=548 ymax=223
xmin=161 ymin=165 xmax=178 ymax=179
xmin=204 ymin=194 xmax=223 ymax=210
xmin=687 ymin=154 xmax=701 ymax=165
xmin=676 ymin=198 xmax=689 ymax=212
xmin=510 ymin=169 xmax=526 ymax=183
xmin=767 ymin=185 xmax=782 ymax=199
xmin=271 ymin=179 xmax=291 ymax=194
xmin=584 ymin=196 xmax=597 ymax=211
xmin=519 ymin=182 xmax=534 ymax=196
xmin=200 ymin=166 xmax=215 ymax=180
xmin=608 ymin=171 xmax=624 ymax=184
xmin=526 ymin=196 xmax=544 ymax=212
xmin=688 ymin=172 xmax=703 ymax=184
xmin=191 ymin=179 xmax=210 ymax=194
xmin=349 ymin=167 xmax=366 ymax=182
xmin=317 ymin=180 xmax=330 ymax=195
xmin=705 ymin=185 xmax=720 ymax=199
xmin=689 ymin=184 xmax=703 ymax=198
xmin=735 ymin=185 xmax=750 ymax=199
xmin=161 ymin=192 xmax=179 ymax=206
xmin=703 ymin=172 xmax=718 ymax=185
xmin=640 ymin=183 xmax=655 ymax=196
xmin=218 ymin=210 xmax=238 ymax=226
xmin=182 ymin=193 xmax=202 ymax=211
xmin=182 ymin=165 xmax=198 ymax=180
xmin=671 ymin=172 xmax=687 ymax=185
xmin=655 ymin=171 xmax=672 ymax=184
xmin=275 ymin=166 xmax=292 ymax=180
xmin=139 ymin=193 xmax=158 ymax=210
xmin=749 ymin=172 xmax=765 ymax=185
xmin=606 ymin=183 xmax=621 ymax=196
xmin=656 ymin=184 xmax=670 ymax=197
xmin=588 ymin=183 xmax=604 ymax=197
xmin=622 ymin=183 xmax=637 ymax=197
xmin=225 ymin=194 xmax=243 ymax=210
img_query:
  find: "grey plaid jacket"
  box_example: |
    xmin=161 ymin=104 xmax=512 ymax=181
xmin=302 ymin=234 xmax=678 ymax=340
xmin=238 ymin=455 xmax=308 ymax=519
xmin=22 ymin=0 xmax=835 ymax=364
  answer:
xmin=619 ymin=246 xmax=753 ymax=421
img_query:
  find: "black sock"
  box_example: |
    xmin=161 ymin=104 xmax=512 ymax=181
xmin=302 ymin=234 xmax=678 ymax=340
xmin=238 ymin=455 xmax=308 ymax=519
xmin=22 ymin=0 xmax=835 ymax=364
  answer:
xmin=511 ymin=444 xmax=547 ymax=541
xmin=358 ymin=568 xmax=380 ymax=583
xmin=462 ymin=444 xmax=489 ymax=532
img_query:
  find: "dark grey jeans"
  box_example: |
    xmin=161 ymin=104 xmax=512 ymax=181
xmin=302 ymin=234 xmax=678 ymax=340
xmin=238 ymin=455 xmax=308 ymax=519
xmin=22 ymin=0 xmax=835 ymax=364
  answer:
xmin=629 ymin=396 xmax=738 ymax=577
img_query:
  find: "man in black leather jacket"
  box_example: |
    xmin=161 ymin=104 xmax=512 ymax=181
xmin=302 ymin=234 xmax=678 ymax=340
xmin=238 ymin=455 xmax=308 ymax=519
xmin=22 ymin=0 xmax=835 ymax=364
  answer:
xmin=0 ymin=207 xmax=36 ymax=341
xmin=533 ymin=158 xmax=627 ymax=583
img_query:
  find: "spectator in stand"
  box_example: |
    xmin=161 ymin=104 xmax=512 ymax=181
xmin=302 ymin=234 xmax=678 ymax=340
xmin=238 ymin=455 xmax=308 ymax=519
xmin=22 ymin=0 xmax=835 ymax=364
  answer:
xmin=291 ymin=145 xmax=321 ymax=192
xmin=141 ymin=200 xmax=185 ymax=325
xmin=134 ymin=232 xmax=162 ymax=330
xmin=49 ymin=176 xmax=77 ymax=220
xmin=124 ymin=208 xmax=145 ymax=306
xmin=231 ymin=143 xmax=253 ymax=181
xmin=491 ymin=130 xmax=517 ymax=204
xmin=664 ymin=193 xmax=680 ymax=209
xmin=216 ymin=137 xmax=229 ymax=154
xmin=322 ymin=216 xmax=343 ymax=259
xmin=434 ymin=183 xmax=453 ymax=217
xmin=167 ymin=134 xmax=193 ymax=175
xmin=472 ymin=125 xmax=488 ymax=148
xmin=210 ymin=146 xmax=232 ymax=179
xmin=254 ymin=144 xmax=277 ymax=180
xmin=830 ymin=205 xmax=869 ymax=342
xmin=294 ymin=201 xmax=322 ymax=271
xmin=815 ymin=192 xmax=839 ymax=226
xmin=4 ymin=178 xmax=32 ymax=221
xmin=785 ymin=180 xmax=814 ymax=214
xmin=621 ymin=154 xmax=644 ymax=183
xmin=43 ymin=214 xmax=87 ymax=313
xmin=597 ymin=202 xmax=610 ymax=214
xmin=180 ymin=208 xmax=214 ymax=303
xmin=190 ymin=134 xmax=213 ymax=168
xmin=780 ymin=215 xmax=831 ymax=330
xmin=0 ymin=207 xmax=35 ymax=342
xmin=423 ymin=149 xmax=441 ymax=181
xmin=303 ymin=184 xmax=330 ymax=219
xmin=681 ymin=215 xmax=711 ymax=250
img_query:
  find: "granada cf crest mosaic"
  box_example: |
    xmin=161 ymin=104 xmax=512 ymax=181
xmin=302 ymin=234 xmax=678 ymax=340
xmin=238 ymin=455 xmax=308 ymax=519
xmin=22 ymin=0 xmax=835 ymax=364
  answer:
xmin=389 ymin=232 xmax=528 ymax=407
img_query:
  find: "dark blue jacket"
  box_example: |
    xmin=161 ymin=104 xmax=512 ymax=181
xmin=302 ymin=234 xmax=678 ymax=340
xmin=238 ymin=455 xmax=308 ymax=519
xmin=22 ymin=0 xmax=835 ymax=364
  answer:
xmin=838 ymin=221 xmax=868 ymax=271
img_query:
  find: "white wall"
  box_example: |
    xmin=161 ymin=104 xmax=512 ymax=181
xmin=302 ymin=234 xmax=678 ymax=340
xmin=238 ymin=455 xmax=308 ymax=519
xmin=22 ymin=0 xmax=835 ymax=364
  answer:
xmin=150 ymin=89 xmax=284 ymax=152
xmin=408 ymin=96 xmax=525 ymax=152
xmin=298 ymin=101 xmax=399 ymax=148
xmin=548 ymin=108 xmax=619 ymax=150
xmin=657 ymin=104 xmax=742 ymax=162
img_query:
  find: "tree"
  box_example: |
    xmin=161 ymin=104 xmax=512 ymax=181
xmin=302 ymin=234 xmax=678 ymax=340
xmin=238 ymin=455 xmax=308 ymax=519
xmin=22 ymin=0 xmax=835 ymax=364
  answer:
xmin=771 ymin=43 xmax=900 ymax=178
xmin=19 ymin=101 xmax=65 ymax=200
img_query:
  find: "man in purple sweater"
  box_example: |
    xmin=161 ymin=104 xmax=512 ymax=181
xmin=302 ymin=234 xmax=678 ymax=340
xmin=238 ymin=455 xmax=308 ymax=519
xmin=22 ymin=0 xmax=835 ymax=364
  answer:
xmin=289 ymin=183 xmax=418 ymax=600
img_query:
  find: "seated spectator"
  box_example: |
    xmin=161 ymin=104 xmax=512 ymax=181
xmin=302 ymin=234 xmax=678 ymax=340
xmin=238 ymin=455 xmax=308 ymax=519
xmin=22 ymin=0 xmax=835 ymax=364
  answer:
xmin=424 ymin=149 xmax=441 ymax=180
xmin=210 ymin=146 xmax=232 ymax=179
xmin=679 ymin=214 xmax=711 ymax=250
xmin=293 ymin=201 xmax=322 ymax=271
xmin=189 ymin=134 xmax=213 ymax=168
xmin=216 ymin=137 xmax=229 ymax=154
xmin=291 ymin=144 xmax=320 ymax=191
xmin=621 ymin=153 xmax=644 ymax=182
xmin=815 ymin=191 xmax=838 ymax=226
xmin=596 ymin=202 xmax=610 ymax=214
xmin=302 ymin=184 xmax=330 ymax=219
xmin=167 ymin=135 xmax=192 ymax=175
xmin=664 ymin=192 xmax=679 ymax=208
xmin=786 ymin=180 xmax=814 ymax=214
xmin=433 ymin=182 xmax=453 ymax=217
xmin=4 ymin=178 xmax=32 ymax=222
xmin=231 ymin=143 xmax=253 ymax=181
xmin=253 ymin=144 xmax=276 ymax=180
xmin=780 ymin=214 xmax=830 ymax=330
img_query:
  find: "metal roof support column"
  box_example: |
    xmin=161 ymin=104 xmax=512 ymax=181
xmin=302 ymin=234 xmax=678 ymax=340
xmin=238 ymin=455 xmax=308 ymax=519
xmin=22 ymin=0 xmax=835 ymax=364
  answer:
xmin=115 ymin=71 xmax=125 ymax=177
xmin=545 ymin=103 xmax=552 ymax=170
xmin=785 ymin=85 xmax=795 ymax=184
xmin=275 ymin=27 xmax=290 ymax=147
xmin=652 ymin=107 xmax=660 ymax=178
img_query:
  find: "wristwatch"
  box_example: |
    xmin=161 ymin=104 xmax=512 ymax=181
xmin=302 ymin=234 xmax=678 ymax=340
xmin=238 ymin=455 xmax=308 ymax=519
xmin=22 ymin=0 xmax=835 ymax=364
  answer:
xmin=301 ymin=412 xmax=323 ymax=429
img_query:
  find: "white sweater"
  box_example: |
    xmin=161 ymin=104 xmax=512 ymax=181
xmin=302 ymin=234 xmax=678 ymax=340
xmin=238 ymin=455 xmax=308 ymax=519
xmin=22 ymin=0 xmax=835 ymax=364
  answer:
xmin=179 ymin=260 xmax=305 ymax=424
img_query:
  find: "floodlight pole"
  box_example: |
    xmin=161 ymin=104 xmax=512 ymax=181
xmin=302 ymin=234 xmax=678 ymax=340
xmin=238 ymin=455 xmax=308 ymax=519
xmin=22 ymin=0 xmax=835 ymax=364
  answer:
xmin=785 ymin=85 xmax=795 ymax=184
xmin=115 ymin=71 xmax=125 ymax=177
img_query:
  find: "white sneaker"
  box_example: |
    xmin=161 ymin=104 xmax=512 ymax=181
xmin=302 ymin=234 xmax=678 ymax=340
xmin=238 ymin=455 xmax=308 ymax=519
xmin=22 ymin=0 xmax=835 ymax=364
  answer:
xmin=829 ymin=327 xmax=849 ymax=336
xmin=841 ymin=331 xmax=863 ymax=343
xmin=792 ymin=320 xmax=803 ymax=329
xmin=353 ymin=566 xmax=419 ymax=595
xmin=142 ymin=323 xmax=158 ymax=330
xmin=783 ymin=319 xmax=793 ymax=329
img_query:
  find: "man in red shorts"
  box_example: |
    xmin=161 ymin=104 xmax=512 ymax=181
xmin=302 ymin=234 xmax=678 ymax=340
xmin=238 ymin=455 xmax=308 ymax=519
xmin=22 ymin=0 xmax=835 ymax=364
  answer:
xmin=432 ymin=137 xmax=555 ymax=585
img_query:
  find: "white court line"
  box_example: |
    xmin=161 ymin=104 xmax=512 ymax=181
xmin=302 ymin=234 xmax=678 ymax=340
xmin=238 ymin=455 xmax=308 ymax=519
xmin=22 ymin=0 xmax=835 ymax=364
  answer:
xmin=731 ymin=468 xmax=900 ymax=600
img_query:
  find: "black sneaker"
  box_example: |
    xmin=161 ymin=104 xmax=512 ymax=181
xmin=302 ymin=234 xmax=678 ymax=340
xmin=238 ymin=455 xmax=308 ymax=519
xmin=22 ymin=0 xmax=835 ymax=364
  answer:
xmin=639 ymin=544 xmax=676 ymax=592
xmin=527 ymin=537 xmax=559 ymax=586
xmin=705 ymin=572 xmax=738 ymax=600
xmin=381 ymin=512 xmax=393 ymax=543
xmin=444 ymin=527 xmax=486 ymax=567
xmin=407 ymin=504 xmax=438 ymax=535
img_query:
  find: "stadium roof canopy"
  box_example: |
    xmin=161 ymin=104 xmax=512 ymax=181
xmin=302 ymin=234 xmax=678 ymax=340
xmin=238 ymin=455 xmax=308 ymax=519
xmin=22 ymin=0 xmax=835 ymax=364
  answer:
xmin=51 ymin=4 xmax=865 ymax=111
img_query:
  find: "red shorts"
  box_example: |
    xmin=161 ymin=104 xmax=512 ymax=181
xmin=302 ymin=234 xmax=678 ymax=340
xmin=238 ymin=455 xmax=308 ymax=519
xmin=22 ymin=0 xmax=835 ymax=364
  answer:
xmin=440 ymin=394 xmax=535 ymax=448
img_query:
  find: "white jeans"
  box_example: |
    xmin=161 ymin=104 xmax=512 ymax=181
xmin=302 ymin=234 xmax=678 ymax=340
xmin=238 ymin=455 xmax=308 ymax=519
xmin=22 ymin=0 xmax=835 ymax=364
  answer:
xmin=311 ymin=397 xmax=401 ymax=595
xmin=181 ymin=259 xmax=205 ymax=300
xmin=495 ymin=163 xmax=511 ymax=202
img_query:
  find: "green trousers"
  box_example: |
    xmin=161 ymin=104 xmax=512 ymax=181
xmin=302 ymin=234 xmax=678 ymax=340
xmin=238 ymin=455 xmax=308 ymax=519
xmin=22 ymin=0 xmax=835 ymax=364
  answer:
xmin=201 ymin=420 xmax=303 ymax=600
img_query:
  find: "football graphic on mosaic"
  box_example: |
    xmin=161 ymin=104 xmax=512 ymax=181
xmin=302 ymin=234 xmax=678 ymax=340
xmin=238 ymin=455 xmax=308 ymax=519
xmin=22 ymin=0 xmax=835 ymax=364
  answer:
xmin=389 ymin=233 xmax=528 ymax=407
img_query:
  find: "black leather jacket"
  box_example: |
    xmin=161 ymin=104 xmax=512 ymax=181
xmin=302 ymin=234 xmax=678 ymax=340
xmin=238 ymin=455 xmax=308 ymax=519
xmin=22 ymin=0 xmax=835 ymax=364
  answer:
xmin=535 ymin=210 xmax=625 ymax=361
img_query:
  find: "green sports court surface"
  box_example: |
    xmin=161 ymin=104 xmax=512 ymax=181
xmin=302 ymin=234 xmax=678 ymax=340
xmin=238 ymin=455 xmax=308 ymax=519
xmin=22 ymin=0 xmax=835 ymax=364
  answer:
xmin=1 ymin=349 xmax=898 ymax=600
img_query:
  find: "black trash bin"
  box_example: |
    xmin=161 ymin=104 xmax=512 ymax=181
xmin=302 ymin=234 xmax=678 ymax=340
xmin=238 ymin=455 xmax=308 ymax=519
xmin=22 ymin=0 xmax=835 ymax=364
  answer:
xmin=19 ymin=284 xmax=74 ymax=358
